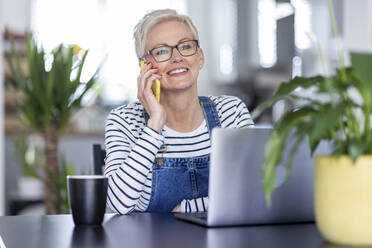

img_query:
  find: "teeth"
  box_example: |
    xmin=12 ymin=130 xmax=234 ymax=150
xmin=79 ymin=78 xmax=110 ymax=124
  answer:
xmin=168 ymin=68 xmax=187 ymax=75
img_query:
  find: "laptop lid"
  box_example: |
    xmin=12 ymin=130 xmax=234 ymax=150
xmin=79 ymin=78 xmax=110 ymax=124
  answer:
xmin=206 ymin=127 xmax=330 ymax=227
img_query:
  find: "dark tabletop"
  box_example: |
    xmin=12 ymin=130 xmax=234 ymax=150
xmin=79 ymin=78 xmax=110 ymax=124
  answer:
xmin=0 ymin=213 xmax=340 ymax=248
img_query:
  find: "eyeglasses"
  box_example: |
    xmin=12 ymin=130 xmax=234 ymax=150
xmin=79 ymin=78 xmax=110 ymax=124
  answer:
xmin=140 ymin=40 xmax=199 ymax=63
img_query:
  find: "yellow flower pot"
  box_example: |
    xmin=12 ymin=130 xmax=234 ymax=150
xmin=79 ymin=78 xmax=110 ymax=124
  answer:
xmin=315 ymin=155 xmax=372 ymax=246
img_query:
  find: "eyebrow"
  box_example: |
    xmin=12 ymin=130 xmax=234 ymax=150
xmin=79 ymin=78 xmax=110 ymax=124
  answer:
xmin=151 ymin=37 xmax=194 ymax=49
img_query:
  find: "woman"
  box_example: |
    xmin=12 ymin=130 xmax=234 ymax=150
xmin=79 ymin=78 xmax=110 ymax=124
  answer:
xmin=104 ymin=9 xmax=254 ymax=214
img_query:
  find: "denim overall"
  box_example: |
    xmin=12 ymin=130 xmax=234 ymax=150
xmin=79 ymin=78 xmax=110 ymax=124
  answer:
xmin=144 ymin=96 xmax=221 ymax=212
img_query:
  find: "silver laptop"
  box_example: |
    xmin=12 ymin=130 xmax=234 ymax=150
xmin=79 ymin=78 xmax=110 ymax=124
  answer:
xmin=174 ymin=127 xmax=331 ymax=227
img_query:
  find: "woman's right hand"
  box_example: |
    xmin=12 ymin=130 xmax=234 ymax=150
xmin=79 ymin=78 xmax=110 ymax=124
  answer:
xmin=137 ymin=62 xmax=166 ymax=133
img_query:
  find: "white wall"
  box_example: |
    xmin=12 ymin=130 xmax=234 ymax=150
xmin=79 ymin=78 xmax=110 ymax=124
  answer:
xmin=1 ymin=0 xmax=31 ymax=32
xmin=187 ymin=0 xmax=248 ymax=95
xmin=344 ymin=0 xmax=372 ymax=53
xmin=0 ymin=0 xmax=6 ymax=215
xmin=186 ymin=0 xmax=215 ymax=96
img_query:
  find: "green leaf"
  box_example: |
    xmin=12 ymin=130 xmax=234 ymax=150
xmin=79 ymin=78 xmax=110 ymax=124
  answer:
xmin=5 ymin=30 xmax=26 ymax=87
xmin=263 ymin=107 xmax=317 ymax=206
xmin=348 ymin=139 xmax=372 ymax=162
xmin=252 ymin=75 xmax=325 ymax=120
xmin=350 ymin=52 xmax=372 ymax=88
xmin=317 ymin=74 xmax=347 ymax=94
xmin=285 ymin=129 xmax=307 ymax=181
xmin=12 ymin=31 xmax=27 ymax=82
xmin=350 ymin=53 xmax=372 ymax=110
xmin=308 ymin=103 xmax=348 ymax=153
xmin=18 ymin=102 xmax=40 ymax=131
xmin=74 ymin=50 xmax=89 ymax=83
xmin=263 ymin=131 xmax=282 ymax=207
xmin=7 ymin=37 xmax=101 ymax=134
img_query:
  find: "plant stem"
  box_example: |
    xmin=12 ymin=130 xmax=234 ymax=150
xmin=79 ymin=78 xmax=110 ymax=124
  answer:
xmin=342 ymin=92 xmax=361 ymax=140
xmin=43 ymin=125 xmax=62 ymax=214
xmin=318 ymin=44 xmax=328 ymax=77
xmin=350 ymin=108 xmax=361 ymax=139
xmin=328 ymin=0 xmax=346 ymax=81
xmin=308 ymin=32 xmax=328 ymax=76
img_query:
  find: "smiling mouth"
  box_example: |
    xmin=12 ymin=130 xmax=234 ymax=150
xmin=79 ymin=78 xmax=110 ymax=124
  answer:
xmin=167 ymin=68 xmax=189 ymax=76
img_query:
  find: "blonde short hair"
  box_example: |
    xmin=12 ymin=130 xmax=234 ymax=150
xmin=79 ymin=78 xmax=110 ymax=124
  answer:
xmin=133 ymin=9 xmax=199 ymax=59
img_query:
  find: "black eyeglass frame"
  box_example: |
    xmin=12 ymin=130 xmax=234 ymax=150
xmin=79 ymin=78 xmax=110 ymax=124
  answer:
xmin=140 ymin=39 xmax=199 ymax=63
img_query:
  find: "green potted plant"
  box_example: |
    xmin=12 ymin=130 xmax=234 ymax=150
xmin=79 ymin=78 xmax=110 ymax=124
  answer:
xmin=6 ymin=31 xmax=100 ymax=214
xmin=252 ymin=1 xmax=372 ymax=246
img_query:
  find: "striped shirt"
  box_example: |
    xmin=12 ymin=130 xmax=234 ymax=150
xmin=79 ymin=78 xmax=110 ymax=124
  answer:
xmin=104 ymin=95 xmax=254 ymax=214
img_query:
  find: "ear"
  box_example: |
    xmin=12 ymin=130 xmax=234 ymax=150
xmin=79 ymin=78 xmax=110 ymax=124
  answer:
xmin=198 ymin=47 xmax=205 ymax=69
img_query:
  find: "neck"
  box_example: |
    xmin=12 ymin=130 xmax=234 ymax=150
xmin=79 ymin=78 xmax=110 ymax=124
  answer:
xmin=161 ymin=88 xmax=204 ymax=132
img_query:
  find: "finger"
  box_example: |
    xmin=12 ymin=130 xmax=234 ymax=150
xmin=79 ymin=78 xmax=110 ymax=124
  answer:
xmin=141 ymin=69 xmax=160 ymax=94
xmin=144 ymin=74 xmax=162 ymax=93
xmin=172 ymin=205 xmax=178 ymax=212
xmin=138 ymin=68 xmax=159 ymax=98
xmin=141 ymin=75 xmax=161 ymax=109
xmin=173 ymin=205 xmax=180 ymax=212
xmin=138 ymin=68 xmax=159 ymax=90
xmin=142 ymin=67 xmax=159 ymax=79
xmin=138 ymin=65 xmax=156 ymax=94
xmin=142 ymin=77 xmax=160 ymax=106
xmin=138 ymin=64 xmax=151 ymax=77
xmin=139 ymin=61 xmax=154 ymax=77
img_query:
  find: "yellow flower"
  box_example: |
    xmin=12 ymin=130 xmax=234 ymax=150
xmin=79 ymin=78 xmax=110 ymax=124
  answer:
xmin=73 ymin=45 xmax=83 ymax=55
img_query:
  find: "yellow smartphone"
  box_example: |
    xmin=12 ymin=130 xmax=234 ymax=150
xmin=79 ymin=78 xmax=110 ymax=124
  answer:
xmin=140 ymin=60 xmax=161 ymax=102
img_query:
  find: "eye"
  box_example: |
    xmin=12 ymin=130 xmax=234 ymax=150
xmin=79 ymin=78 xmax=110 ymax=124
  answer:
xmin=154 ymin=47 xmax=170 ymax=56
xmin=179 ymin=43 xmax=192 ymax=51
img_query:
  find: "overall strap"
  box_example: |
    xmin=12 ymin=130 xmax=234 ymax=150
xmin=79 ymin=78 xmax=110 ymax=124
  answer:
xmin=198 ymin=96 xmax=221 ymax=136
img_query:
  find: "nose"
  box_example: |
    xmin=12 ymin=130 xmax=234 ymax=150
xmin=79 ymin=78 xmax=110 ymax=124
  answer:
xmin=170 ymin=47 xmax=184 ymax=63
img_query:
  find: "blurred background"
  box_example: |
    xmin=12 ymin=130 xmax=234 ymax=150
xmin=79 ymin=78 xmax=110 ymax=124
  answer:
xmin=0 ymin=0 xmax=371 ymax=215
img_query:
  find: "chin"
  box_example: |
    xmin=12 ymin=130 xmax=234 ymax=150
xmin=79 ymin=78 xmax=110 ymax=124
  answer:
xmin=164 ymin=85 xmax=195 ymax=93
xmin=163 ymin=79 xmax=195 ymax=92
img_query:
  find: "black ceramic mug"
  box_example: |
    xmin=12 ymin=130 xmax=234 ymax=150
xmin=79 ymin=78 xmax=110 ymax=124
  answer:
xmin=67 ymin=175 xmax=108 ymax=225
